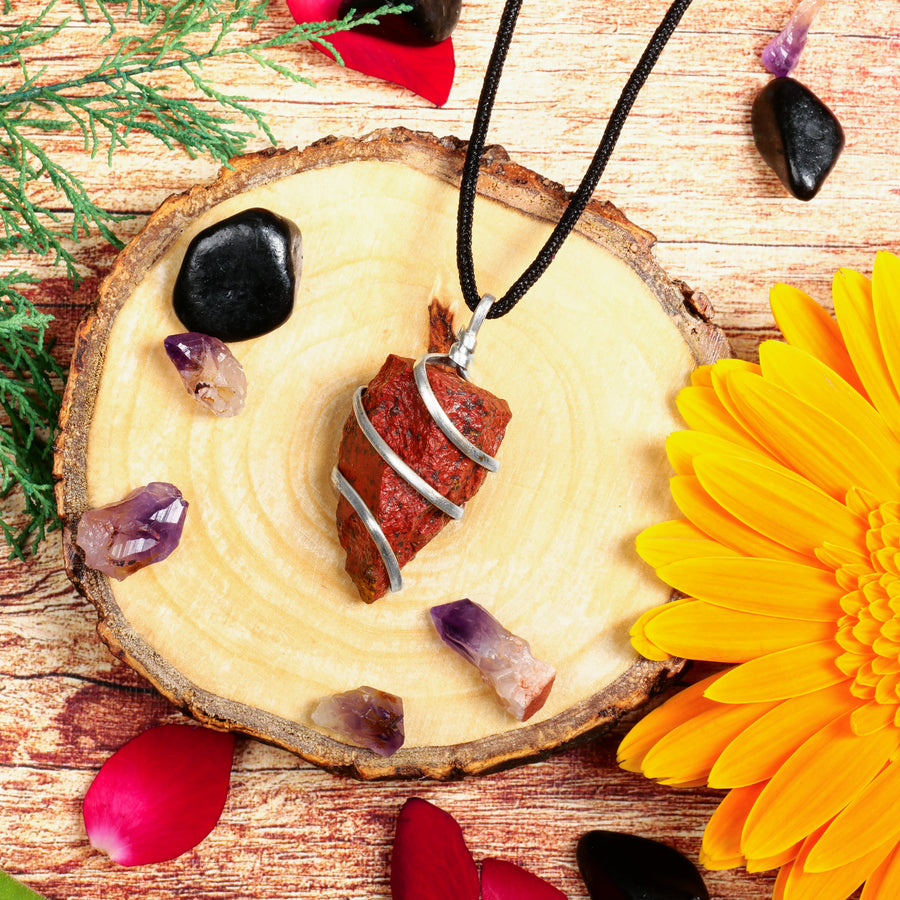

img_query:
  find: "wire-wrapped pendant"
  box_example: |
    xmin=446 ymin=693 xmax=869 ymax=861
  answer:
xmin=332 ymin=296 xmax=511 ymax=602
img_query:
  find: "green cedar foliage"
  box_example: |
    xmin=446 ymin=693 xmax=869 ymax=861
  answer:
xmin=0 ymin=0 xmax=404 ymax=555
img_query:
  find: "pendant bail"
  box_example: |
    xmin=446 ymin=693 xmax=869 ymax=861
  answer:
xmin=448 ymin=293 xmax=496 ymax=378
xmin=413 ymin=293 xmax=500 ymax=473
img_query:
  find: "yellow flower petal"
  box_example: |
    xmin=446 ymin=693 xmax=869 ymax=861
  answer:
xmin=656 ymin=556 xmax=843 ymax=622
xmin=725 ymin=369 xmax=900 ymax=500
xmin=780 ymin=828 xmax=895 ymax=900
xmin=643 ymin=602 xmax=836 ymax=664
xmin=699 ymin=852 xmax=746 ymax=871
xmin=693 ymin=452 xmax=865 ymax=558
xmin=666 ymin=429 xmax=767 ymax=477
xmin=741 ymin=715 xmax=899 ymax=861
xmin=816 ymin=541 xmax=869 ymax=571
xmin=850 ymin=699 xmax=896 ymax=736
xmin=833 ymin=266 xmax=900 ymax=437
xmin=769 ymin=282 xmax=866 ymax=397
xmin=708 ymin=682 xmax=857 ymax=789
xmin=635 ymin=519 xmax=740 ymax=568
xmin=701 ymin=783 xmax=764 ymax=870
xmin=860 ymin=844 xmax=900 ymax=900
xmin=807 ymin=756 xmax=900 ymax=872
xmin=629 ymin=599 xmax=687 ymax=661
xmin=709 ymin=359 xmax=764 ymax=431
xmin=640 ymin=698 xmax=779 ymax=785
xmin=704 ymin=641 xmax=845 ymax=704
xmin=617 ymin=671 xmax=725 ymax=772
xmin=670 ymin=474 xmax=814 ymax=565
xmin=747 ymin=846 xmax=802 ymax=874
xmin=676 ymin=385 xmax=765 ymax=452
xmin=846 ymin=485 xmax=881 ymax=519
xmin=759 ymin=340 xmax=900 ymax=476
xmin=691 ymin=364 xmax=714 ymax=388
xmin=872 ymin=252 xmax=900 ymax=405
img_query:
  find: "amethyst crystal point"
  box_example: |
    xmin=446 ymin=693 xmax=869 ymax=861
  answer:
xmin=761 ymin=0 xmax=826 ymax=77
xmin=76 ymin=483 xmax=188 ymax=580
xmin=164 ymin=332 xmax=247 ymax=417
xmin=430 ymin=599 xmax=556 ymax=721
xmin=312 ymin=686 xmax=404 ymax=756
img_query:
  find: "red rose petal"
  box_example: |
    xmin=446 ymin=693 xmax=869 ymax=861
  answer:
xmin=482 ymin=858 xmax=569 ymax=900
xmin=286 ymin=0 xmax=455 ymax=106
xmin=390 ymin=797 xmax=480 ymax=900
xmin=83 ymin=724 xmax=235 ymax=866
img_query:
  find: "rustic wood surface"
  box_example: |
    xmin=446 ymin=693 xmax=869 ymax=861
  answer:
xmin=3 ymin=0 xmax=899 ymax=897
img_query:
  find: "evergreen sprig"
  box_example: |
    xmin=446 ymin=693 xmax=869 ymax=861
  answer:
xmin=0 ymin=272 xmax=66 ymax=559
xmin=0 ymin=0 xmax=406 ymax=556
xmin=1 ymin=0 xmax=403 ymax=281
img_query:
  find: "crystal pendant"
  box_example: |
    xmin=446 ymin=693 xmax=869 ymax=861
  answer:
xmin=332 ymin=296 xmax=511 ymax=601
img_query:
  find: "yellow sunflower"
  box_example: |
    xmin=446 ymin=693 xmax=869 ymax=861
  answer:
xmin=619 ymin=251 xmax=900 ymax=900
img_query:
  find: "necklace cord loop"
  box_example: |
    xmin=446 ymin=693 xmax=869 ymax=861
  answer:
xmin=457 ymin=0 xmax=694 ymax=319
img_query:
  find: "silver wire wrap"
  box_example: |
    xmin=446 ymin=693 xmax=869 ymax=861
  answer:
xmin=331 ymin=467 xmax=403 ymax=593
xmin=333 ymin=294 xmax=500 ymax=592
xmin=350 ymin=386 xmax=464 ymax=520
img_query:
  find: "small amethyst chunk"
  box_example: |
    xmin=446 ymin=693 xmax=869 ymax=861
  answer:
xmin=761 ymin=0 xmax=825 ymax=77
xmin=312 ymin=685 xmax=404 ymax=756
xmin=164 ymin=332 xmax=247 ymax=417
xmin=430 ymin=598 xmax=555 ymax=721
xmin=76 ymin=482 xmax=188 ymax=581
xmin=577 ymin=831 xmax=709 ymax=900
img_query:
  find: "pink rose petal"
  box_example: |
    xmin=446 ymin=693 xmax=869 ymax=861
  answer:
xmin=482 ymin=858 xmax=569 ymax=900
xmin=287 ymin=0 xmax=455 ymax=106
xmin=391 ymin=798 xmax=480 ymax=900
xmin=83 ymin=724 xmax=235 ymax=866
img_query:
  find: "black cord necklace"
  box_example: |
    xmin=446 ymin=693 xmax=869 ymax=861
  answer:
xmin=333 ymin=0 xmax=694 ymax=601
xmin=458 ymin=0 xmax=694 ymax=318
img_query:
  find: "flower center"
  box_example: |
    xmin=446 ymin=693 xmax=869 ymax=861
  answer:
xmin=835 ymin=502 xmax=900 ymax=705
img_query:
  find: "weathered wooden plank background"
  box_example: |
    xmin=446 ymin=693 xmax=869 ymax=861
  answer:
xmin=3 ymin=0 xmax=899 ymax=897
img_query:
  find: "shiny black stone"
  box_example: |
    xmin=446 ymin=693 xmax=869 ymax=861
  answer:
xmin=577 ymin=831 xmax=709 ymax=900
xmin=340 ymin=0 xmax=460 ymax=42
xmin=751 ymin=77 xmax=844 ymax=201
xmin=173 ymin=209 xmax=298 ymax=342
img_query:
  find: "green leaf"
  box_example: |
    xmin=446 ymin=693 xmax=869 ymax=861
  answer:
xmin=0 ymin=869 xmax=50 ymax=900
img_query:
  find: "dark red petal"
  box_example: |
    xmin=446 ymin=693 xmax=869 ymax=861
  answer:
xmin=390 ymin=797 xmax=480 ymax=900
xmin=83 ymin=724 xmax=235 ymax=866
xmin=286 ymin=0 xmax=455 ymax=106
xmin=482 ymin=858 xmax=570 ymax=900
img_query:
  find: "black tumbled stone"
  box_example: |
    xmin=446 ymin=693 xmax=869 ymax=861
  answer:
xmin=340 ymin=0 xmax=460 ymax=42
xmin=751 ymin=77 xmax=845 ymax=201
xmin=406 ymin=0 xmax=460 ymax=42
xmin=173 ymin=208 xmax=300 ymax=342
xmin=577 ymin=831 xmax=709 ymax=900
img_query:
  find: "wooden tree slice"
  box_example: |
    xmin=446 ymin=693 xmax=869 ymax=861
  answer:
xmin=55 ymin=128 xmax=729 ymax=779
